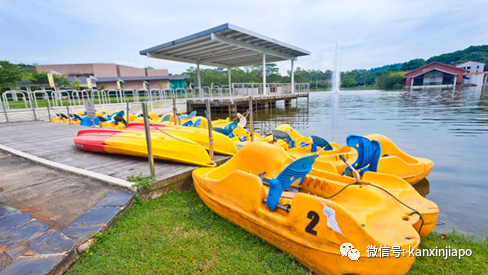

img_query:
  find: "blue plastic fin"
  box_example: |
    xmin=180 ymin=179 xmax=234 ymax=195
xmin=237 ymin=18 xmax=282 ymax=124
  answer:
xmin=193 ymin=118 xmax=202 ymax=128
xmin=72 ymin=114 xmax=83 ymax=121
xmin=213 ymin=127 xmax=228 ymax=135
xmin=182 ymin=120 xmax=193 ymax=127
xmin=311 ymin=135 xmax=332 ymax=152
xmin=161 ymin=114 xmax=171 ymax=122
xmin=272 ymin=130 xmax=295 ymax=149
xmin=188 ymin=111 xmax=197 ymax=118
xmin=266 ymin=154 xmax=318 ymax=210
xmin=223 ymin=122 xmax=238 ymax=138
xmin=109 ymin=111 xmax=124 ymax=120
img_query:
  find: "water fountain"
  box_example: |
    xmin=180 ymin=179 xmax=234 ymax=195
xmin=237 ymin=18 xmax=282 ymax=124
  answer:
xmin=331 ymin=40 xmax=341 ymax=93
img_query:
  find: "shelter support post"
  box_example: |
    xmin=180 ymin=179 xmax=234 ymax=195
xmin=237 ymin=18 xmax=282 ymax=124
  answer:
xmin=291 ymin=59 xmax=295 ymax=94
xmin=453 ymin=75 xmax=457 ymax=91
xmin=262 ymin=53 xmax=267 ymax=96
xmin=66 ymin=100 xmax=71 ymax=125
xmin=173 ymin=97 xmax=177 ymax=125
xmin=228 ymin=66 xmax=232 ymax=96
xmin=126 ymin=100 xmax=130 ymax=124
xmin=410 ymin=78 xmax=414 ymax=92
xmin=249 ymin=97 xmax=254 ymax=142
xmin=1 ymin=99 xmax=8 ymax=123
xmin=141 ymin=102 xmax=156 ymax=180
xmin=206 ymin=99 xmax=214 ymax=160
xmin=46 ymin=100 xmax=51 ymax=122
xmin=197 ymin=63 xmax=202 ymax=98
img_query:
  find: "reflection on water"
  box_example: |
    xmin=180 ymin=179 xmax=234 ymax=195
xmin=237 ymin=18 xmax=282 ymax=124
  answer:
xmin=413 ymin=178 xmax=430 ymax=198
xmin=221 ymin=87 xmax=488 ymax=236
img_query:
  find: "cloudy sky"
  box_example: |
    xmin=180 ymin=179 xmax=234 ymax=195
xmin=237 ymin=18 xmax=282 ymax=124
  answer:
xmin=1 ymin=0 xmax=487 ymax=75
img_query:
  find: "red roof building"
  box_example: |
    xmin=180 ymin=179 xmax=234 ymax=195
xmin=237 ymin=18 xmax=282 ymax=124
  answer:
xmin=404 ymin=61 xmax=464 ymax=87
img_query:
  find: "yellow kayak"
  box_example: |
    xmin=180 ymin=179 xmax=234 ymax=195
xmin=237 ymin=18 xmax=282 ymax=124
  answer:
xmin=125 ymin=122 xmax=238 ymax=156
xmin=193 ymin=142 xmax=438 ymax=274
xmin=74 ymin=128 xmax=216 ymax=167
xmin=264 ymin=124 xmax=433 ymax=185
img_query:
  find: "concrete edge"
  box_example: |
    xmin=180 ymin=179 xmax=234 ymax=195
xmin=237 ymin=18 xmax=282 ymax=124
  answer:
xmin=0 ymin=144 xmax=135 ymax=192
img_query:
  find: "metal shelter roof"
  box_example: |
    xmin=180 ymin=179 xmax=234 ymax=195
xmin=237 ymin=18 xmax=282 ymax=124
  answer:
xmin=139 ymin=23 xmax=310 ymax=68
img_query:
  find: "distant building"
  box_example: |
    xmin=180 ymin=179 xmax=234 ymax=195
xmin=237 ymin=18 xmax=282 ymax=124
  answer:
xmin=35 ymin=63 xmax=188 ymax=90
xmin=456 ymin=61 xmax=487 ymax=86
xmin=404 ymin=62 xmax=464 ymax=88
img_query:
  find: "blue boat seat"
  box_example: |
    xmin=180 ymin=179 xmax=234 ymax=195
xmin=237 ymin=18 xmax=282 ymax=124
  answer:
xmin=342 ymin=135 xmax=381 ymax=177
xmin=213 ymin=127 xmax=228 ymax=135
xmin=72 ymin=114 xmax=83 ymax=121
xmin=182 ymin=120 xmax=193 ymax=127
xmin=80 ymin=116 xmax=100 ymax=127
xmin=113 ymin=115 xmax=127 ymax=125
xmin=56 ymin=113 xmax=68 ymax=119
xmin=108 ymin=111 xmax=124 ymax=120
xmin=223 ymin=122 xmax=238 ymax=137
xmin=266 ymin=154 xmax=318 ymax=211
xmin=214 ymin=122 xmax=239 ymax=137
xmin=180 ymin=110 xmax=197 ymax=119
xmin=193 ymin=118 xmax=202 ymax=128
xmin=161 ymin=114 xmax=172 ymax=122
xmin=311 ymin=135 xmax=333 ymax=152
xmin=272 ymin=130 xmax=295 ymax=149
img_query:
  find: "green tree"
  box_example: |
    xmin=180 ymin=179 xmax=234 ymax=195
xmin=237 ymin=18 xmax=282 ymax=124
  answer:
xmin=341 ymin=78 xmax=357 ymax=88
xmin=71 ymin=79 xmax=82 ymax=90
xmin=374 ymin=71 xmax=405 ymax=89
xmin=400 ymin=59 xmax=426 ymax=71
xmin=0 ymin=61 xmax=22 ymax=90
xmin=30 ymin=71 xmax=70 ymax=87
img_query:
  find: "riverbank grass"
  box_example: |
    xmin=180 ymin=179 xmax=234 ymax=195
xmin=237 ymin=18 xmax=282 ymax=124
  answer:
xmin=67 ymin=188 xmax=487 ymax=274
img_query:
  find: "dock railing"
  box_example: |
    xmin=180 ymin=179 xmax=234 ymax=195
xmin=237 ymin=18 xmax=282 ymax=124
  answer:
xmin=0 ymin=84 xmax=309 ymax=123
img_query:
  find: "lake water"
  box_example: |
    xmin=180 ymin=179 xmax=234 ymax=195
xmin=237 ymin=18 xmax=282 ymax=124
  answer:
xmin=241 ymin=87 xmax=488 ymax=236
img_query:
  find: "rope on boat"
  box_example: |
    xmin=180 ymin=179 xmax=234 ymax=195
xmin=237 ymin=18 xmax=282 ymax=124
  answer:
xmin=148 ymin=110 xmax=253 ymax=146
xmin=149 ymin=123 xmax=234 ymax=146
xmin=320 ymin=182 xmax=425 ymax=236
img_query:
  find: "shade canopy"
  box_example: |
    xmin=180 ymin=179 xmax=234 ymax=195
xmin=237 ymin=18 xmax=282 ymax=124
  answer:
xmin=140 ymin=23 xmax=310 ymax=68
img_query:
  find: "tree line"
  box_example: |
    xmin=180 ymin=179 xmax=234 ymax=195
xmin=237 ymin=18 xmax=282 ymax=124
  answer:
xmin=2 ymin=45 xmax=487 ymax=92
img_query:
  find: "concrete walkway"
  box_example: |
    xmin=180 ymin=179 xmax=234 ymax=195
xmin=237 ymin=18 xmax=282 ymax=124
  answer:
xmin=0 ymin=151 xmax=134 ymax=274
xmin=0 ymin=120 xmax=234 ymax=274
xmin=0 ymin=121 xmax=229 ymax=199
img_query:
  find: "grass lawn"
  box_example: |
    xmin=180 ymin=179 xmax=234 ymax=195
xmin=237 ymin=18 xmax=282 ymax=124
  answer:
xmin=68 ymin=188 xmax=487 ymax=274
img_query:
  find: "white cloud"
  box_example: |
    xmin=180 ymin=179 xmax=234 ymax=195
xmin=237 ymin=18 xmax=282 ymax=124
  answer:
xmin=1 ymin=0 xmax=487 ymax=74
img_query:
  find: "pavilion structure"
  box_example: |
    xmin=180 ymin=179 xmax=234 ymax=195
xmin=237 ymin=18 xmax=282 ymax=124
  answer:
xmin=139 ymin=23 xmax=311 ymax=96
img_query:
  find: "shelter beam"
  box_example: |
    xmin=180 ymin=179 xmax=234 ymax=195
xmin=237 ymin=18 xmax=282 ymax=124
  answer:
xmin=211 ymin=33 xmax=297 ymax=61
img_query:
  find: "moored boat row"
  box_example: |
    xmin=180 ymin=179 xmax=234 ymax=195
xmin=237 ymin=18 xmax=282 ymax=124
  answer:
xmin=72 ymin=109 xmax=438 ymax=274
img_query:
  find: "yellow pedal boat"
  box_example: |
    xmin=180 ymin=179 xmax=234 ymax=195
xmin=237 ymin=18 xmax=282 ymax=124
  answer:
xmin=265 ymin=124 xmax=433 ymax=185
xmin=193 ymin=142 xmax=438 ymax=274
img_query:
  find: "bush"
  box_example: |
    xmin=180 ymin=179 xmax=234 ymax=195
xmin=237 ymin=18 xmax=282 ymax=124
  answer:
xmin=374 ymin=71 xmax=405 ymax=89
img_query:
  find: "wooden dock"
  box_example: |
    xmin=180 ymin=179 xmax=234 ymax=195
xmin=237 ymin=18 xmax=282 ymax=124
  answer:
xmin=0 ymin=121 xmax=230 ymax=200
xmin=187 ymin=93 xmax=309 ymax=114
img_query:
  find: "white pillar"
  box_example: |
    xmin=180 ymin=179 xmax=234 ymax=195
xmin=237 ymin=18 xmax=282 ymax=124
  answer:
xmin=197 ymin=63 xmax=202 ymax=98
xmin=262 ymin=53 xmax=267 ymax=96
xmin=291 ymin=59 xmax=295 ymax=94
xmin=228 ymin=66 xmax=232 ymax=96
xmin=410 ymin=77 xmax=413 ymax=92
xmin=453 ymin=75 xmax=457 ymax=89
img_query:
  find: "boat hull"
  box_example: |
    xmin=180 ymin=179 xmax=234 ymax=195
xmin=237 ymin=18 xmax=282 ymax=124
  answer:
xmin=192 ymin=142 xmax=435 ymax=274
xmin=74 ymin=128 xmax=215 ymax=166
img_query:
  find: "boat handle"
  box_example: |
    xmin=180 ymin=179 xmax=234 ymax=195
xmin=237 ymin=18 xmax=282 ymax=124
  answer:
xmin=262 ymin=199 xmax=291 ymax=212
xmin=339 ymin=154 xmax=360 ymax=184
